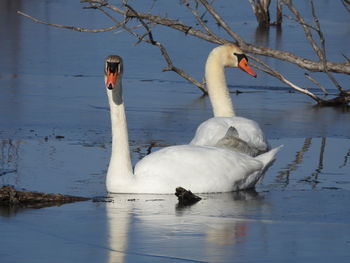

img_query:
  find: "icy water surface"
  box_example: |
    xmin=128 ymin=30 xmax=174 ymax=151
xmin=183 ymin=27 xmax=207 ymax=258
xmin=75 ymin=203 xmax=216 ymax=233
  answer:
xmin=1 ymin=0 xmax=350 ymax=262
xmin=1 ymin=140 xmax=350 ymax=263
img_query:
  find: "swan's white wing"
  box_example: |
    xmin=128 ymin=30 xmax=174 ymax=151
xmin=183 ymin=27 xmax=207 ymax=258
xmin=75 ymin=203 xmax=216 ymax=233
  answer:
xmin=133 ymin=145 xmax=267 ymax=194
xmin=190 ymin=117 xmax=268 ymax=153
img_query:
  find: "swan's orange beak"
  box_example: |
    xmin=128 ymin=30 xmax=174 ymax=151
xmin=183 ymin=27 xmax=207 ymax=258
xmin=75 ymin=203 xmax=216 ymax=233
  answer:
xmin=106 ymin=71 xmax=117 ymax=90
xmin=238 ymin=58 xmax=257 ymax=78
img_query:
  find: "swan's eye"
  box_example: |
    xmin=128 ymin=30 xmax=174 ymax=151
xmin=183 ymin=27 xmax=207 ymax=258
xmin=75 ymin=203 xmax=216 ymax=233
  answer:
xmin=234 ymin=53 xmax=248 ymax=63
xmin=107 ymin=62 xmax=120 ymax=74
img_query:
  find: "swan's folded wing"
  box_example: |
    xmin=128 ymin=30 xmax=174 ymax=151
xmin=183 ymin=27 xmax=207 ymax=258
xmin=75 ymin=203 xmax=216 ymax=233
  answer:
xmin=190 ymin=117 xmax=268 ymax=153
xmin=134 ymin=145 xmax=264 ymax=193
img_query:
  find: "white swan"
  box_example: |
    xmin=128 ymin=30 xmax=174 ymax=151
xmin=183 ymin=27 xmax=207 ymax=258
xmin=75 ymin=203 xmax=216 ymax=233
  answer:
xmin=105 ymin=55 xmax=281 ymax=194
xmin=190 ymin=43 xmax=268 ymax=156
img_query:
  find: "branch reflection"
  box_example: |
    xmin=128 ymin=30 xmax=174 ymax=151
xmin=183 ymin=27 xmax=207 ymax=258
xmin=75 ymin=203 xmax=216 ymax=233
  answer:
xmin=276 ymin=137 xmax=312 ymax=187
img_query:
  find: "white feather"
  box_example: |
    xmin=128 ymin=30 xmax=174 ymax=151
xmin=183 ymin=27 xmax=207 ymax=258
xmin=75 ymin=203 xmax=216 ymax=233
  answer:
xmin=104 ymin=55 xmax=281 ymax=194
xmin=189 ymin=44 xmax=269 ymax=154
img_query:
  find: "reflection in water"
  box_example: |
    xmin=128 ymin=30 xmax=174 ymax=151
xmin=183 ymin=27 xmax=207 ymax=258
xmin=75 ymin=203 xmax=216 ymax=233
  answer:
xmin=1 ymin=137 xmax=350 ymax=262
xmin=0 ymin=140 xmax=21 ymax=183
xmin=340 ymin=147 xmax=350 ymax=168
xmin=274 ymin=25 xmax=282 ymax=51
xmin=106 ymin=199 xmax=132 ymax=263
xmin=106 ymin=190 xmax=268 ymax=263
xmin=277 ymin=137 xmax=312 ymax=187
xmin=0 ymin=204 xmax=28 ymax=218
xmin=273 ymin=137 xmax=350 ymax=190
xmin=254 ymin=26 xmax=270 ymax=47
xmin=306 ymin=137 xmax=326 ymax=187
xmin=253 ymin=23 xmax=282 ymax=51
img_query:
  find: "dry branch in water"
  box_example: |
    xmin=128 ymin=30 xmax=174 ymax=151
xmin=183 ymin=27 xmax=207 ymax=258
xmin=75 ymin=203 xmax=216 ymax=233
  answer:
xmin=343 ymin=0 xmax=350 ymax=13
xmin=0 ymin=185 xmax=90 ymax=208
xmin=248 ymin=0 xmax=272 ymax=26
xmin=18 ymin=0 xmax=349 ymax=105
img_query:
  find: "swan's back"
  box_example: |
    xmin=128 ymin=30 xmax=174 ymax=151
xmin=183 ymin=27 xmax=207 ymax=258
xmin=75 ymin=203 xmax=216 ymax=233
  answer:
xmin=190 ymin=117 xmax=268 ymax=153
xmin=133 ymin=145 xmax=267 ymax=193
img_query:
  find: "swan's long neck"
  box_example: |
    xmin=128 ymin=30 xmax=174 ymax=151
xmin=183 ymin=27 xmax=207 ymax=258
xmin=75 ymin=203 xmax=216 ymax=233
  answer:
xmin=205 ymin=49 xmax=235 ymax=117
xmin=107 ymin=78 xmax=134 ymax=183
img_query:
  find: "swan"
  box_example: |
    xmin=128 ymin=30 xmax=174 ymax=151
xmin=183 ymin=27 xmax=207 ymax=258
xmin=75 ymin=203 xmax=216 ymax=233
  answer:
xmin=104 ymin=55 xmax=281 ymax=194
xmin=190 ymin=43 xmax=268 ymax=156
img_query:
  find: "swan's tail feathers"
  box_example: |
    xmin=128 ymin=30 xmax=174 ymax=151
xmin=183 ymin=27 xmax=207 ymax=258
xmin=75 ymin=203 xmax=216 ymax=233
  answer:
xmin=235 ymin=145 xmax=283 ymax=191
xmin=255 ymin=145 xmax=283 ymax=174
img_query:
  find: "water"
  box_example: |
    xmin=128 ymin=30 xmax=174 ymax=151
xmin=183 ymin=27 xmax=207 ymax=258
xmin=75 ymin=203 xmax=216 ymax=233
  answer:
xmin=1 ymin=0 xmax=350 ymax=262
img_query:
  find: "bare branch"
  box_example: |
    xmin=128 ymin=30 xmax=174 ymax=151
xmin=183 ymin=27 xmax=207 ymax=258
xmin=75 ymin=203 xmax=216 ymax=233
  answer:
xmin=122 ymin=5 xmax=226 ymax=44
xmin=123 ymin=2 xmax=207 ymax=94
xmin=276 ymin=0 xmax=283 ymax=25
xmin=343 ymin=53 xmax=350 ymax=63
xmin=248 ymin=55 xmax=323 ymax=103
xmin=124 ymin=3 xmax=156 ymax=44
xmin=198 ymin=0 xmax=247 ymax=47
xmin=76 ymin=1 xmax=350 ymax=74
xmin=183 ymin=0 xmax=222 ymax=43
xmin=122 ymin=1 xmax=350 ymax=74
xmin=282 ymin=0 xmax=324 ymax=59
xmin=342 ymin=0 xmax=350 ymax=12
xmin=304 ymin=73 xmax=328 ymax=94
xmin=309 ymin=0 xmax=344 ymax=92
xmin=18 ymin=0 xmax=350 ymax=105
xmin=248 ymin=0 xmax=271 ymax=26
xmin=159 ymin=42 xmax=207 ymax=94
xmin=283 ymin=0 xmax=345 ymax=93
xmin=17 ymin=10 xmax=123 ymax=33
xmin=283 ymin=14 xmax=319 ymax=31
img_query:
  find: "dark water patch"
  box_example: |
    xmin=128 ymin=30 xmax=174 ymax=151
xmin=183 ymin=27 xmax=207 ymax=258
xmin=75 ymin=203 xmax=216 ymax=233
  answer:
xmin=92 ymin=196 xmax=114 ymax=203
xmin=88 ymin=104 xmax=108 ymax=111
xmin=322 ymin=186 xmax=340 ymax=190
xmin=70 ymin=142 xmax=107 ymax=149
xmin=139 ymin=78 xmax=192 ymax=85
xmin=0 ymin=169 xmax=17 ymax=177
xmin=145 ymin=199 xmax=166 ymax=202
xmin=230 ymin=84 xmax=290 ymax=92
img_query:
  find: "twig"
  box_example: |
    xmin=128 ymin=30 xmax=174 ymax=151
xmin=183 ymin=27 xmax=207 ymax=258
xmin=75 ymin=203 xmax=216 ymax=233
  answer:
xmin=343 ymin=54 xmax=350 ymax=63
xmin=17 ymin=10 xmax=123 ymax=33
xmin=283 ymin=0 xmax=345 ymax=93
xmin=282 ymin=0 xmax=323 ymax=59
xmin=342 ymin=0 xmax=350 ymax=12
xmin=183 ymin=0 xmax=222 ymax=43
xmin=121 ymin=1 xmax=350 ymax=74
xmin=123 ymin=3 xmax=207 ymax=94
xmin=304 ymin=73 xmax=328 ymax=94
xmin=121 ymin=3 xmax=225 ymax=44
xmin=18 ymin=0 xmax=349 ymax=102
xmin=276 ymin=0 xmax=283 ymax=25
xmin=20 ymin=1 xmax=350 ymax=74
xmin=283 ymin=14 xmax=319 ymax=31
xmin=198 ymin=0 xmax=246 ymax=47
xmin=248 ymin=55 xmax=323 ymax=103
xmin=309 ymin=0 xmax=344 ymax=92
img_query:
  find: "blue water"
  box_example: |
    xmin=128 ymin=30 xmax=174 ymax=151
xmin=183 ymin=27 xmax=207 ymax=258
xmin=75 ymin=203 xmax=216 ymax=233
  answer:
xmin=1 ymin=1 xmax=350 ymax=262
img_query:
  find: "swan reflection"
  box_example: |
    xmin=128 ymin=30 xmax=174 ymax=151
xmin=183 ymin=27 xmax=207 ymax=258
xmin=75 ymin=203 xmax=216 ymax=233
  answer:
xmin=106 ymin=190 xmax=268 ymax=263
